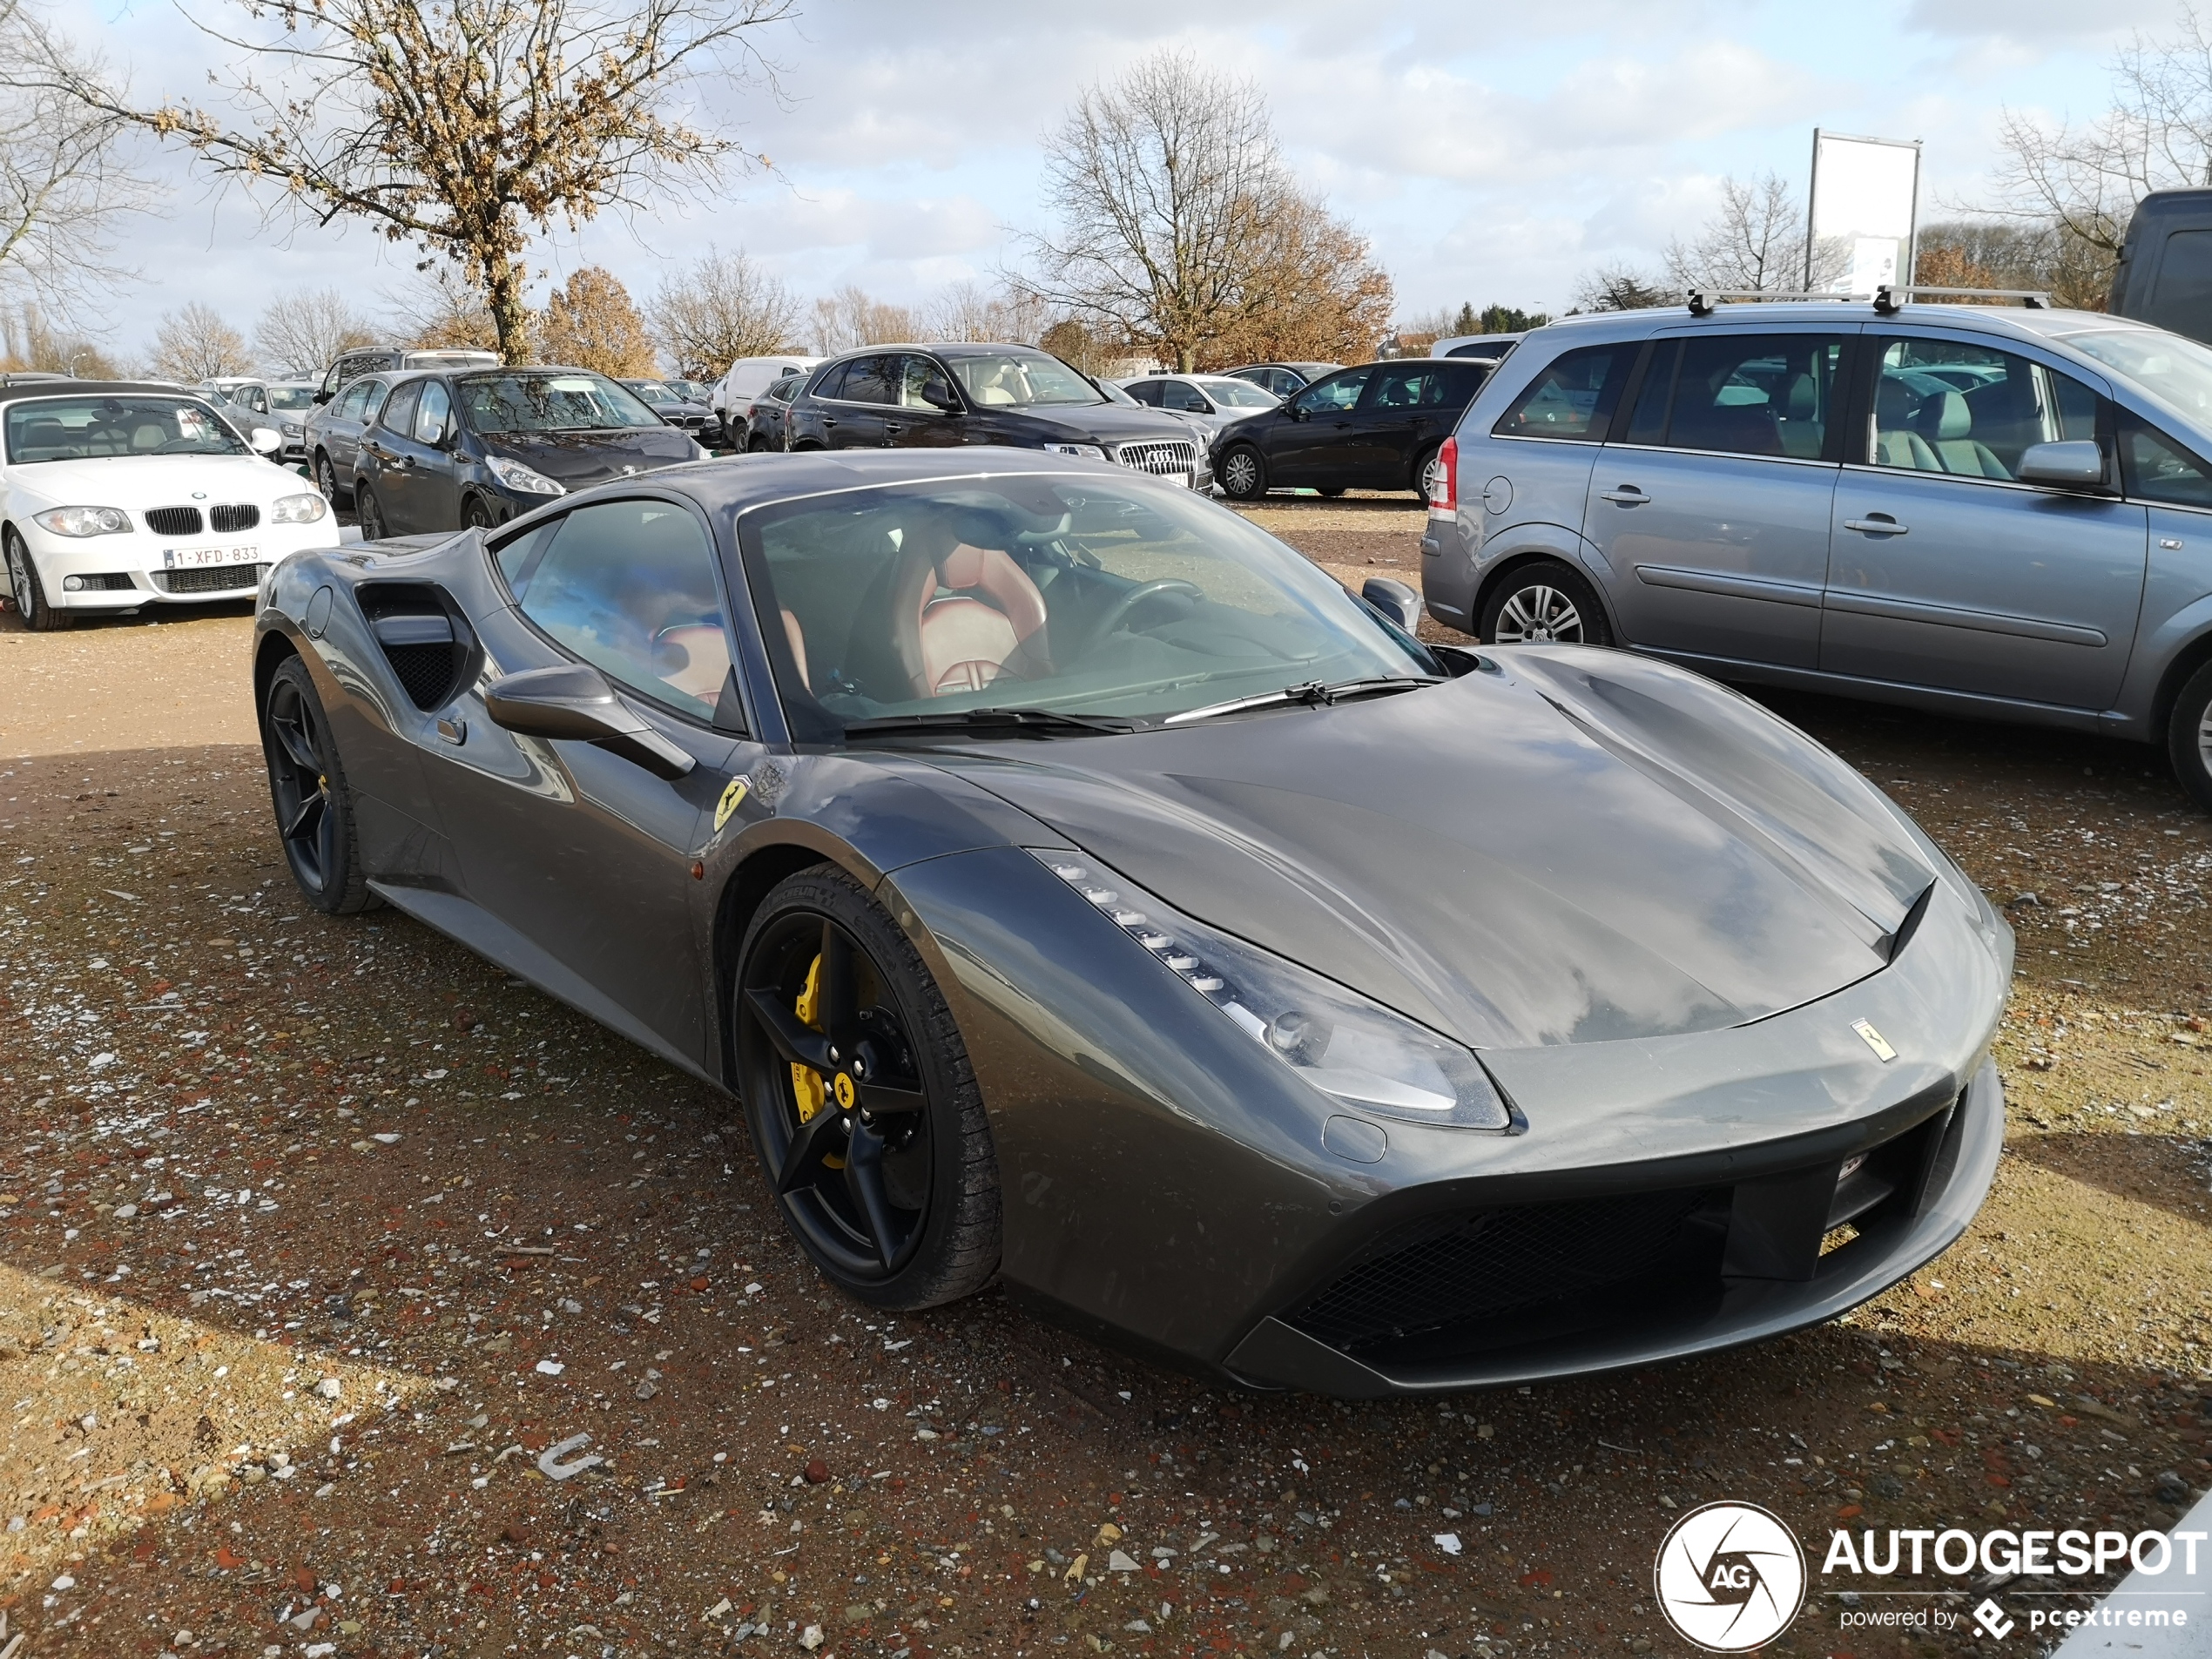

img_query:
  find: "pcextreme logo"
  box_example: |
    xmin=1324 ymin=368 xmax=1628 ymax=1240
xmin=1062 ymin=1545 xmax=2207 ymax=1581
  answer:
xmin=1653 ymin=1501 xmax=1809 ymax=1651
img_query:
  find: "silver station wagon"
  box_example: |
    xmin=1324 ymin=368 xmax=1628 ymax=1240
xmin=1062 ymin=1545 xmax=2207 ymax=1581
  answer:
xmin=1420 ymin=298 xmax=2212 ymax=809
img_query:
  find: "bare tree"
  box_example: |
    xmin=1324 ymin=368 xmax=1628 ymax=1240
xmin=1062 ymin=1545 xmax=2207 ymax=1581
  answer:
xmin=649 ymin=245 xmax=801 ymax=378
xmin=923 ymin=279 xmax=1047 ymax=344
xmin=51 ymin=0 xmax=792 ymax=363
xmin=151 ymin=301 xmax=253 ymax=380
xmin=1013 ymin=52 xmax=1390 ymax=372
xmin=1662 ymin=172 xmax=1841 ymax=293
xmin=1913 ymin=218 xmax=2111 ymax=309
xmin=383 ymin=266 xmax=499 ymax=353
xmin=254 ymin=289 xmax=378 ymax=377
xmin=1 ymin=304 xmax=122 ymax=375
xmin=810 ymin=285 xmax=917 ymax=354
xmin=1569 ymin=266 xmax=1673 ymax=313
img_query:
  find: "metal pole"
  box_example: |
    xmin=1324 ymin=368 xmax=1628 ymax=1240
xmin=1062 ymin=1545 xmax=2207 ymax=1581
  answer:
xmin=1805 ymin=129 xmax=1823 ymax=292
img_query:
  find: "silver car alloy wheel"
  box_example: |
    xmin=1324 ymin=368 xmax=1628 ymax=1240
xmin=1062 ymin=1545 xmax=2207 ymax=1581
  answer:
xmin=2199 ymin=700 xmax=2212 ymax=774
xmin=1494 ymin=583 xmax=1584 ymax=644
xmin=1222 ymin=450 xmax=1259 ymax=494
xmin=1420 ymin=450 xmax=1446 ymax=501
xmin=4 ymin=539 xmax=29 ymax=618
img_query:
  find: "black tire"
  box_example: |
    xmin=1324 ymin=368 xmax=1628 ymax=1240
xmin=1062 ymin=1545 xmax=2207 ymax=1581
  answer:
xmin=735 ymin=867 xmax=998 ymax=1309
xmin=314 ymin=451 xmax=347 ymax=506
xmin=1218 ymin=444 xmax=1267 ymax=501
xmin=2168 ymin=660 xmax=2212 ymax=814
xmin=462 ymin=496 xmax=496 ymax=530
xmin=1479 ymin=557 xmax=1613 ymax=647
xmin=3 ymin=529 xmax=69 ymax=632
xmin=1316 ymin=486 xmax=1346 ymax=498
xmin=355 ymin=483 xmax=388 ymax=542
xmin=260 ymin=655 xmax=380 ymax=915
xmin=746 ymin=434 xmax=768 ymax=453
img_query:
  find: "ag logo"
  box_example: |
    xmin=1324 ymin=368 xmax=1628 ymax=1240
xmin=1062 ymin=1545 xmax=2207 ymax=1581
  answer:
xmin=1652 ymin=1501 xmax=1806 ymax=1651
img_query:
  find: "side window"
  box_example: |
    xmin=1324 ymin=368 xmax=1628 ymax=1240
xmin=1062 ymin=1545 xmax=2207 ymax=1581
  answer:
xmin=511 ymin=500 xmax=734 ymax=720
xmin=838 ymin=357 xmax=897 ymax=406
xmin=380 ymin=381 xmax=421 ymax=436
xmin=1493 ymin=344 xmax=1634 ymax=441
xmin=493 ymin=516 xmax=562 ymax=595
xmin=336 ymin=381 xmax=372 ymax=421
xmin=897 ymin=356 xmax=952 ymax=408
xmin=416 ymin=380 xmax=453 ymax=444
xmin=360 ymin=381 xmax=390 ymax=428
xmin=1125 ymin=381 xmax=1164 ymax=407
xmin=808 ymin=362 xmax=850 ymax=400
xmin=1367 ymin=365 xmax=1442 ymax=408
xmin=1630 ymin=334 xmax=1845 ymax=460
xmin=1291 ymin=368 xmax=1374 ymax=415
xmin=1163 ymin=381 xmax=1209 ymax=413
xmin=2121 ymin=414 xmax=2212 ymax=509
xmin=1871 ymin=338 xmax=2101 ymax=479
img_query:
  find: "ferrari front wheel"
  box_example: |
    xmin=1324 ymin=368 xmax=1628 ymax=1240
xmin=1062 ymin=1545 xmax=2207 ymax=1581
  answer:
xmin=735 ymin=867 xmax=999 ymax=1308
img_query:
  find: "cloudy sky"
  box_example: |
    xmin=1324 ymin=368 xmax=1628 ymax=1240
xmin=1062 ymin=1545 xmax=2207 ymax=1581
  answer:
xmin=42 ymin=0 xmax=2188 ymax=364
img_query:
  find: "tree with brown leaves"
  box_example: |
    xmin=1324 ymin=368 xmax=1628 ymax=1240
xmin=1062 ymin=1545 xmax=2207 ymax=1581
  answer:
xmin=539 ymin=266 xmax=657 ymax=375
xmin=54 ymin=0 xmax=791 ymax=363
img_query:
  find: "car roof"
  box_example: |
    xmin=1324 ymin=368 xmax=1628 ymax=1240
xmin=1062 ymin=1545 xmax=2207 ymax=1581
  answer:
xmin=1535 ymin=298 xmax=2117 ymax=345
xmin=0 ymin=380 xmax=226 ymax=408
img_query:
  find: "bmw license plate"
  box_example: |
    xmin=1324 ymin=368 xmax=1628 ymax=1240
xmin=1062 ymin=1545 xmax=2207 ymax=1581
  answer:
xmin=163 ymin=544 xmax=259 ymax=569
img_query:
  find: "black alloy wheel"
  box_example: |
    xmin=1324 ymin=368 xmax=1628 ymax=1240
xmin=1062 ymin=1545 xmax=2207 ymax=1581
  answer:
xmin=463 ymin=496 xmax=496 ymax=530
xmin=1480 ymin=557 xmax=1614 ymax=648
xmin=736 ymin=868 xmax=998 ymax=1308
xmin=355 ymin=484 xmax=388 ymax=542
xmin=2168 ymin=660 xmax=2212 ymax=814
xmin=260 ymin=656 xmax=378 ymax=914
xmin=314 ymin=452 xmax=345 ymax=505
xmin=1217 ymin=444 xmax=1267 ymax=502
xmin=4 ymin=530 xmax=68 ymax=632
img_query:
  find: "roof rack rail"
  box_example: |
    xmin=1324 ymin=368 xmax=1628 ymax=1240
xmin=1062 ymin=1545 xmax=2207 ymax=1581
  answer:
xmin=1872 ymin=284 xmax=2050 ymax=314
xmin=1685 ymin=289 xmax=1869 ymax=316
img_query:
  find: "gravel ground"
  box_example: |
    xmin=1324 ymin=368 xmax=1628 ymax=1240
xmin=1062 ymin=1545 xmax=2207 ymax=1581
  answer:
xmin=0 ymin=503 xmax=2209 ymax=1659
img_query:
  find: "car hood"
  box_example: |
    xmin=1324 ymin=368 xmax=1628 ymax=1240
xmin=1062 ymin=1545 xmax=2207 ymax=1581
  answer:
xmin=923 ymin=647 xmax=1946 ymax=1050
xmin=986 ymin=404 xmax=1210 ymax=447
xmin=479 ymin=427 xmax=696 ymax=485
xmin=7 ymin=452 xmax=302 ymax=508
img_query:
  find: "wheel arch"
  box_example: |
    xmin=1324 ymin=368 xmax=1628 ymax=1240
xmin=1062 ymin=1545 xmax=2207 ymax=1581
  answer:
xmin=710 ymin=839 xmax=844 ymax=1089
xmin=2149 ymin=626 xmax=2212 ymax=742
xmin=253 ymin=625 xmax=303 ymax=719
xmin=1472 ymin=546 xmax=1622 ymax=641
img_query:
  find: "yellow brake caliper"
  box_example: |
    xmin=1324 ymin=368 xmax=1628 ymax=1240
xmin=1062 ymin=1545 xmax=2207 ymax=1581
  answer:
xmin=792 ymin=954 xmax=826 ymax=1123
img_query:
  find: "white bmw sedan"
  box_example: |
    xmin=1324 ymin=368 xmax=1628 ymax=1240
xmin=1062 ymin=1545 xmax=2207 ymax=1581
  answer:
xmin=0 ymin=381 xmax=340 ymax=631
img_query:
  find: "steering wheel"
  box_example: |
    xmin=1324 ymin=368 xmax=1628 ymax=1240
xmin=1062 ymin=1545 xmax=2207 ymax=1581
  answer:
xmin=1082 ymin=578 xmax=1202 ymax=654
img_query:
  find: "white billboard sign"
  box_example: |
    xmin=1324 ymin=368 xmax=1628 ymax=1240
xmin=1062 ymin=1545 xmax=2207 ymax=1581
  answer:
xmin=1806 ymin=131 xmax=1921 ymax=295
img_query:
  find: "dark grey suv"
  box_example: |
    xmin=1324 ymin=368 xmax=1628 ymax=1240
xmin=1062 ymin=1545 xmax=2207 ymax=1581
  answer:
xmin=1421 ymin=299 xmax=2212 ymax=810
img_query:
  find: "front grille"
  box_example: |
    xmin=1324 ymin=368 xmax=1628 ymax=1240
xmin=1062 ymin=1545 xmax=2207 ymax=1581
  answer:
xmin=1113 ymin=439 xmax=1197 ymax=477
xmin=145 ymin=506 xmax=203 ymax=537
xmin=210 ymin=503 xmax=260 ymax=533
xmin=1291 ymin=1187 xmax=1723 ymax=1357
xmin=157 ymin=563 xmax=260 ymax=595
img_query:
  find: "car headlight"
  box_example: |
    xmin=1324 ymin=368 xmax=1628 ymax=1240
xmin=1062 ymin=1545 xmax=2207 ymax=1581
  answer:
xmin=32 ymin=506 xmax=131 ymax=537
xmin=1037 ymin=852 xmax=1512 ymax=1130
xmin=1046 ymin=442 xmax=1106 ymax=461
xmin=281 ymin=421 xmax=304 ymax=439
xmin=270 ymin=492 xmax=329 ymax=525
xmin=486 ymin=456 xmax=567 ymax=496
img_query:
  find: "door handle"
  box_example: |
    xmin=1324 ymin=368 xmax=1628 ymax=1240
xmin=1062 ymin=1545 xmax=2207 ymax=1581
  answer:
xmin=1843 ymin=516 xmax=1908 ymax=536
xmin=883 ymin=422 xmax=902 ymax=435
xmin=1599 ymin=487 xmax=1649 ymax=505
xmin=821 ymin=416 xmax=840 ymax=428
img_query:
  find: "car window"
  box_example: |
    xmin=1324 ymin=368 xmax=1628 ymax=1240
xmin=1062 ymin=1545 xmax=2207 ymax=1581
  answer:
xmin=269 ymin=387 xmax=315 ymax=413
xmin=5 ymin=395 xmax=251 ymax=462
xmin=457 ymin=374 xmax=662 ymax=433
xmin=1623 ymin=334 xmax=1845 ymax=460
xmin=1202 ymin=379 xmax=1278 ymax=408
xmin=946 ymin=350 xmax=1103 ymax=408
xmin=1366 ymin=364 xmax=1485 ymax=411
xmin=833 ymin=357 xmax=896 ymax=406
xmin=1291 ymin=368 xmax=1373 ymax=415
xmin=1493 ymin=344 xmax=1634 ymax=442
xmin=2120 ymin=413 xmax=2212 ymax=509
xmin=1162 ymin=381 xmax=1211 ymax=413
xmin=1124 ymin=381 xmax=1164 ymax=407
xmin=333 ymin=381 xmax=369 ymax=421
xmin=507 ymin=500 xmax=735 ymax=720
xmin=1871 ymin=338 xmax=2100 ymax=479
xmin=416 ymin=380 xmax=453 ymax=444
xmin=897 ymin=356 xmax=953 ymax=409
xmin=380 ymin=381 xmax=421 ymax=435
xmin=360 ymin=381 xmax=390 ymax=428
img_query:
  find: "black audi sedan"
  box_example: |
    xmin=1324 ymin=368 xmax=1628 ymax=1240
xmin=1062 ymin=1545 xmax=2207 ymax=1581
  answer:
xmin=784 ymin=342 xmax=1212 ymax=489
xmin=1212 ymin=357 xmax=1493 ymax=502
xmin=347 ymin=367 xmax=706 ymax=536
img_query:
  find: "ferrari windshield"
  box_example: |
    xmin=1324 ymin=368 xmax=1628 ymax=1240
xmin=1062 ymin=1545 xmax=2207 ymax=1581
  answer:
xmin=456 ymin=373 xmax=663 ymax=434
xmin=4 ymin=395 xmax=248 ymax=463
xmin=738 ymin=474 xmax=1438 ymax=743
xmin=947 ymin=351 xmax=1103 ymax=408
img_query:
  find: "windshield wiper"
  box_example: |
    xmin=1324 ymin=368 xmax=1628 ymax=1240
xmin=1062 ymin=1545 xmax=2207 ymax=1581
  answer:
xmin=843 ymin=706 xmax=1139 ymax=740
xmin=1164 ymin=676 xmax=1437 ymax=726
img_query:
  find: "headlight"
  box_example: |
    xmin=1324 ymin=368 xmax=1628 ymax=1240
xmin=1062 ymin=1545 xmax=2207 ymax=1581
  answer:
xmin=270 ymin=492 xmax=329 ymax=524
xmin=486 ymin=456 xmax=567 ymax=496
xmin=281 ymin=421 xmax=304 ymax=439
xmin=1038 ymin=852 xmax=1512 ymax=1130
xmin=1046 ymin=442 xmax=1106 ymax=461
xmin=32 ymin=506 xmax=130 ymax=537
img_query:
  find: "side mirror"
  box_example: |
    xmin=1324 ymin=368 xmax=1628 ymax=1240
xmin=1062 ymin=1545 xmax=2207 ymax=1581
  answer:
xmin=1360 ymin=576 xmax=1421 ymax=631
xmin=249 ymin=427 xmax=284 ymax=455
xmin=312 ymin=389 xmax=331 ymax=406
xmin=1288 ymin=403 xmax=1309 ymax=421
xmin=2017 ymin=439 xmax=2107 ymax=489
xmin=483 ymin=662 xmax=696 ymax=780
xmin=921 ymin=378 xmax=961 ymax=413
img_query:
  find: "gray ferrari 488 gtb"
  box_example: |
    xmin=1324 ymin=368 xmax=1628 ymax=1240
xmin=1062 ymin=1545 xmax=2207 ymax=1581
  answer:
xmin=251 ymin=448 xmax=2011 ymax=1397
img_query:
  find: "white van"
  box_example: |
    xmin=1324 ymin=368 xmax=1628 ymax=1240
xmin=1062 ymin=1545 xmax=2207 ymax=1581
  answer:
xmin=715 ymin=354 xmax=820 ymax=424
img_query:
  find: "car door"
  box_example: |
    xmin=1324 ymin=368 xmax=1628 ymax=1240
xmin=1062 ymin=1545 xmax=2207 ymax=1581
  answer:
xmin=337 ymin=380 xmax=390 ymax=488
xmin=1583 ymin=327 xmax=1852 ymax=670
xmin=1268 ymin=367 xmax=1375 ymax=488
xmin=378 ymin=379 xmax=462 ymax=531
xmin=360 ymin=381 xmax=419 ymax=527
xmin=885 ymin=355 xmax=966 ymax=449
xmin=424 ymin=497 xmax=761 ymax=1064
xmin=1338 ymin=362 xmax=1461 ymax=489
xmin=1822 ymin=334 xmax=2148 ymax=711
xmin=817 ymin=356 xmax=892 ymax=448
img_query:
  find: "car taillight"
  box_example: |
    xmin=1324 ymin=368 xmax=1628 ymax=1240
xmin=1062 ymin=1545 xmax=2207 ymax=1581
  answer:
xmin=1428 ymin=435 xmax=1458 ymax=514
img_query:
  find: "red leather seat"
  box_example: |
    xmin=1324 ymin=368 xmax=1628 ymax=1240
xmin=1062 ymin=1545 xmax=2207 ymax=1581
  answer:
xmin=888 ymin=540 xmax=1051 ymax=697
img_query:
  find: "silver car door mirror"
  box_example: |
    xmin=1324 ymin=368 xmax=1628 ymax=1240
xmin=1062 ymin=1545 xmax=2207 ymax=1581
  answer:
xmin=484 ymin=662 xmax=696 ymax=779
xmin=2016 ymin=439 xmax=2106 ymax=489
xmin=1360 ymin=577 xmax=1421 ymax=631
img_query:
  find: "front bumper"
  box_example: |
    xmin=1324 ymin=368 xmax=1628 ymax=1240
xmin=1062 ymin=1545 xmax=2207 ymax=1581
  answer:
xmin=16 ymin=523 xmax=341 ymax=610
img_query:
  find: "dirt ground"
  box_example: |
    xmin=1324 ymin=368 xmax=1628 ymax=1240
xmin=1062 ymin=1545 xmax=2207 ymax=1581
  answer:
xmin=0 ymin=499 xmax=2209 ymax=1659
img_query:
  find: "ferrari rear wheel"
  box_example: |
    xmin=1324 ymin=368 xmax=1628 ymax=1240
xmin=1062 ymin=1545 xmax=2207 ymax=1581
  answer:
xmin=260 ymin=656 xmax=379 ymax=914
xmin=736 ymin=867 xmax=999 ymax=1308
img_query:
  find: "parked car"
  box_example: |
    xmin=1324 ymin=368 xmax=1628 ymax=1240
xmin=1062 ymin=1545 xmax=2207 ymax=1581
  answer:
xmin=785 ymin=344 xmax=1213 ymax=488
xmin=2109 ymin=189 xmax=2212 ymax=346
xmin=306 ymin=372 xmax=395 ymax=503
xmin=666 ymin=376 xmax=715 ymax=407
xmin=622 ymin=377 xmax=722 ymax=447
xmin=1429 ymin=332 xmax=1524 ymax=364
xmin=1420 ymin=298 xmax=2212 ymax=811
xmin=315 ymin=346 xmax=501 ymax=404
xmin=253 ymin=447 xmax=2008 ymax=1393
xmin=0 ymin=380 xmax=333 ymax=630
xmin=199 ymin=377 xmax=320 ymax=462
xmin=1211 ymin=358 xmax=1493 ymax=501
xmin=1117 ymin=372 xmax=1281 ymax=436
xmin=346 ymin=366 xmax=705 ymax=536
xmin=742 ymin=369 xmax=806 ymax=451
xmin=1224 ymin=361 xmax=1339 ymax=399
xmin=714 ymin=354 xmax=820 ymax=435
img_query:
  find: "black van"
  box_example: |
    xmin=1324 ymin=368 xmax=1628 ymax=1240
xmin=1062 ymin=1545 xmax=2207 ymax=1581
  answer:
xmin=2109 ymin=189 xmax=2212 ymax=344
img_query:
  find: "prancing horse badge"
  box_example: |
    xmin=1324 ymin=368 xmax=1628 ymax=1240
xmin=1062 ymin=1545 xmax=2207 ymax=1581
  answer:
xmin=1851 ymin=1019 xmax=1897 ymax=1062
